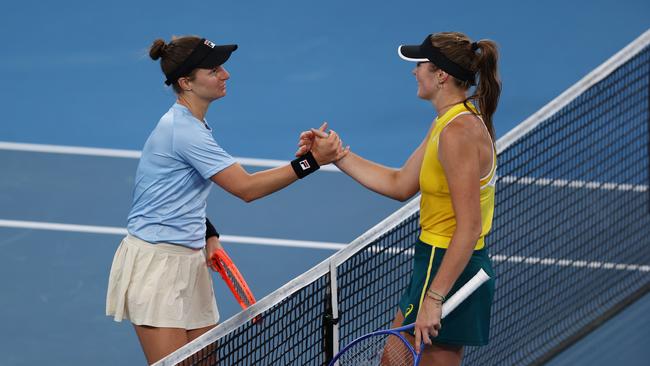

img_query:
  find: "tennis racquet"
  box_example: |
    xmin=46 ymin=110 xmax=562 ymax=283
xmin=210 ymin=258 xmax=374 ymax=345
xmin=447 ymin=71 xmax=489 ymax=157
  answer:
xmin=209 ymin=248 xmax=258 ymax=319
xmin=328 ymin=268 xmax=491 ymax=366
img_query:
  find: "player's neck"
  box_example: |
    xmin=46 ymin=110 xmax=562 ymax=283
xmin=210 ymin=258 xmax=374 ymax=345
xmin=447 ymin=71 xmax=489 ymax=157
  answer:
xmin=177 ymin=94 xmax=209 ymax=122
xmin=432 ymin=91 xmax=467 ymax=117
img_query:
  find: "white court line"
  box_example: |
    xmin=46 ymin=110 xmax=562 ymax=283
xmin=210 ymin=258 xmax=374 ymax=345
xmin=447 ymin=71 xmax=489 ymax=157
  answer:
xmin=499 ymin=175 xmax=649 ymax=192
xmin=364 ymin=246 xmax=648 ymax=273
xmin=490 ymin=254 xmax=650 ymax=273
xmin=0 ymin=219 xmax=346 ymax=251
xmin=2 ymin=218 xmax=646 ymax=271
xmin=368 ymin=247 xmax=648 ymax=272
xmin=0 ymin=141 xmax=341 ymax=172
xmin=3 ymin=141 xmax=643 ymax=190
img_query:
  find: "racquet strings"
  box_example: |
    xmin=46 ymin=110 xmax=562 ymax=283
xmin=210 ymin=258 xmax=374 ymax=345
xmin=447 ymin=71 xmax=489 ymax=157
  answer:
xmin=337 ymin=332 xmax=414 ymax=366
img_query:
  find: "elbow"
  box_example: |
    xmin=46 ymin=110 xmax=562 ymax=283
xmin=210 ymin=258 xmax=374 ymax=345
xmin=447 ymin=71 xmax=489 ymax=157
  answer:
xmin=229 ymin=186 xmax=258 ymax=203
xmin=394 ymin=187 xmax=418 ymax=202
xmin=392 ymin=172 xmax=418 ymax=202
xmin=469 ymin=223 xmax=483 ymax=239
xmin=231 ymin=180 xmax=259 ymax=203
xmin=396 ymin=196 xmax=409 ymax=202
xmin=239 ymin=192 xmax=258 ymax=203
xmin=457 ymin=221 xmax=482 ymax=240
xmin=394 ymin=191 xmax=414 ymax=202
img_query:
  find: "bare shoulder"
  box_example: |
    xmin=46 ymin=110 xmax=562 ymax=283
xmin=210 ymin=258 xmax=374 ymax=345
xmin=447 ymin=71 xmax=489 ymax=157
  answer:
xmin=440 ymin=113 xmax=484 ymax=147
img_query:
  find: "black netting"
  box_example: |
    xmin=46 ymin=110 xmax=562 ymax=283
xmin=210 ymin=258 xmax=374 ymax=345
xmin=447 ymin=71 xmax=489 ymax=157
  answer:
xmin=177 ymin=275 xmax=329 ymax=365
xmin=466 ymin=45 xmax=650 ymax=365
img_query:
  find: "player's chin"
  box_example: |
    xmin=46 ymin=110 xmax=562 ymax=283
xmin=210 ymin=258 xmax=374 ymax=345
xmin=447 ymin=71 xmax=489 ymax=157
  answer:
xmin=212 ymin=89 xmax=227 ymax=100
xmin=417 ymin=88 xmax=431 ymax=100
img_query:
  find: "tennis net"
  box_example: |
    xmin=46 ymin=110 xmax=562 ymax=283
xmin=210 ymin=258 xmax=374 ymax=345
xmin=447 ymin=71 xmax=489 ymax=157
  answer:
xmin=155 ymin=29 xmax=650 ymax=366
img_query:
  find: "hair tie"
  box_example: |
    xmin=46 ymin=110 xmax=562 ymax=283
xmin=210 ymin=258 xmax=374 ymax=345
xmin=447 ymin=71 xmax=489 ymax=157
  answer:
xmin=471 ymin=42 xmax=479 ymax=51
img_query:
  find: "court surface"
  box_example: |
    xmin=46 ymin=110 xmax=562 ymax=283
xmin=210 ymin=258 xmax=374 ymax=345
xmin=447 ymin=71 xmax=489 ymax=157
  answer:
xmin=2 ymin=145 xmax=648 ymax=365
xmin=1 ymin=1 xmax=649 ymax=364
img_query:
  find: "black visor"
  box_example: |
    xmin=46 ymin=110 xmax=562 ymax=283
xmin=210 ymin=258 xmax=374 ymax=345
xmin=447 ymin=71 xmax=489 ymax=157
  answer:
xmin=164 ymin=39 xmax=238 ymax=85
xmin=398 ymin=35 xmax=475 ymax=85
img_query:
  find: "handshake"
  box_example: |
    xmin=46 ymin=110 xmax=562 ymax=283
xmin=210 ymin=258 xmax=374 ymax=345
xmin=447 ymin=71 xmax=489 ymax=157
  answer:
xmin=294 ymin=122 xmax=350 ymax=166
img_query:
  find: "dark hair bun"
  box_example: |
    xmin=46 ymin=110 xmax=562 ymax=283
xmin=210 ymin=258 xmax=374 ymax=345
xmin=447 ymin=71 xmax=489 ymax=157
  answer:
xmin=149 ymin=39 xmax=167 ymax=60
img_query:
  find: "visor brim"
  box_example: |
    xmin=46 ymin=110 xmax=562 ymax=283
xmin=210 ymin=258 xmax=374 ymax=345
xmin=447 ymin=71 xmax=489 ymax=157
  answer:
xmin=196 ymin=44 xmax=238 ymax=68
xmin=397 ymin=45 xmax=429 ymax=62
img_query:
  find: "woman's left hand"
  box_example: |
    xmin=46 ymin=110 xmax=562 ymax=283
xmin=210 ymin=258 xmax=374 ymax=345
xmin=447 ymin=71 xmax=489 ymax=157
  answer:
xmin=413 ymin=297 xmax=442 ymax=354
xmin=205 ymin=236 xmax=224 ymax=269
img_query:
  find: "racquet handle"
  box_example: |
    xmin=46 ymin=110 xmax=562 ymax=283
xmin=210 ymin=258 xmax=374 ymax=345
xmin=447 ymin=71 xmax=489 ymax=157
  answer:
xmin=441 ymin=268 xmax=490 ymax=318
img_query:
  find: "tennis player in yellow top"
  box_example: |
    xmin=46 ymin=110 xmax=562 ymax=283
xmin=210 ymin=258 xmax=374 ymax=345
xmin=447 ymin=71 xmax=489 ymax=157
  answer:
xmin=299 ymin=31 xmax=501 ymax=365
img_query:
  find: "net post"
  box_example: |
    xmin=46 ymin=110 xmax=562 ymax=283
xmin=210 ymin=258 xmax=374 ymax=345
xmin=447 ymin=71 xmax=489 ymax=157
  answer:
xmin=330 ymin=261 xmax=340 ymax=356
xmin=647 ymin=68 xmax=650 ymax=215
xmin=323 ymin=260 xmax=340 ymax=365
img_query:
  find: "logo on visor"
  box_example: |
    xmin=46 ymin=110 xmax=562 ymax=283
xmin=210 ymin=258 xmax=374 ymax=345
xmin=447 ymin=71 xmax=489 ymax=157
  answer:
xmin=204 ymin=40 xmax=216 ymax=48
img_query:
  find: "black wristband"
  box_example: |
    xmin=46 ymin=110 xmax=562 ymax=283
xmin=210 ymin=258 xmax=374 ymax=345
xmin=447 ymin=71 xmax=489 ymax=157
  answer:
xmin=205 ymin=218 xmax=219 ymax=239
xmin=291 ymin=151 xmax=320 ymax=179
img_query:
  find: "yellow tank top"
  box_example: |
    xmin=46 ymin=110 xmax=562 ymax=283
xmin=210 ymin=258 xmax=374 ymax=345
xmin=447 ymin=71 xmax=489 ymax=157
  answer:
xmin=419 ymin=102 xmax=496 ymax=249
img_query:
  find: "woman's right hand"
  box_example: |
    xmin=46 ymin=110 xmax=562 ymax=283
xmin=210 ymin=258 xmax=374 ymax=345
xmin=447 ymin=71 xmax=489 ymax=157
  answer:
xmin=295 ymin=122 xmax=325 ymax=157
xmin=295 ymin=122 xmax=349 ymax=164
xmin=414 ymin=296 xmax=443 ymax=353
xmin=205 ymin=236 xmax=224 ymax=270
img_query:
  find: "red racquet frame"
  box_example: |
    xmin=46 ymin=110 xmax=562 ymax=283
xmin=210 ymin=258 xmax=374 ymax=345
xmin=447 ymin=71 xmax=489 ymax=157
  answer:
xmin=209 ymin=248 xmax=260 ymax=322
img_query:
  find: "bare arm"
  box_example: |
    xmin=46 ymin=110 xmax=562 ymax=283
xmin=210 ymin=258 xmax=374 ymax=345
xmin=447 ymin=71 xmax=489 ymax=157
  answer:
xmin=300 ymin=125 xmax=433 ymax=201
xmin=212 ymin=130 xmax=346 ymax=202
xmin=429 ymin=121 xmax=483 ymax=296
xmin=413 ymin=118 xmax=484 ymax=350
xmin=334 ymin=141 xmax=425 ymax=201
xmin=210 ymin=163 xmax=298 ymax=202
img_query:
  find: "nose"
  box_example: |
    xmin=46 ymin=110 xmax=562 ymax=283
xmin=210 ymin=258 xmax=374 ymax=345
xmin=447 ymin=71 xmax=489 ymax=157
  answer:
xmin=412 ymin=66 xmax=417 ymax=76
xmin=220 ymin=66 xmax=230 ymax=80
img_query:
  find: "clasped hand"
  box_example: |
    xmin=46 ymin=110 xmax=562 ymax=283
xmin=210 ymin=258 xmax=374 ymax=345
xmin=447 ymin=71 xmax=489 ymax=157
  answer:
xmin=295 ymin=122 xmax=350 ymax=164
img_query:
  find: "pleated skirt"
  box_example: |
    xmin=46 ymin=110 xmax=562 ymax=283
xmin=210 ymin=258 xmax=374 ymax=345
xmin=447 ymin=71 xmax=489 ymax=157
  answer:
xmin=106 ymin=235 xmax=219 ymax=329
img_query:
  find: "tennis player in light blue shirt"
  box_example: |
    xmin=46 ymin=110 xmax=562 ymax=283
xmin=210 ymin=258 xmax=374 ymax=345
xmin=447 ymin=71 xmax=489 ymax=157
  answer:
xmin=127 ymin=102 xmax=235 ymax=248
xmin=106 ymin=35 xmax=347 ymax=365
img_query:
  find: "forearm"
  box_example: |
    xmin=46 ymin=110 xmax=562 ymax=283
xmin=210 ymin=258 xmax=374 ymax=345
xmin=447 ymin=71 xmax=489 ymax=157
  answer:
xmin=241 ymin=165 xmax=298 ymax=202
xmin=428 ymin=227 xmax=481 ymax=297
xmin=334 ymin=152 xmax=407 ymax=201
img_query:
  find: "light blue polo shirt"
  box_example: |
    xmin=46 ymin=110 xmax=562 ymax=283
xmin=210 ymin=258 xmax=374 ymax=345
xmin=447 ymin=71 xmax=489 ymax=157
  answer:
xmin=127 ymin=103 xmax=236 ymax=248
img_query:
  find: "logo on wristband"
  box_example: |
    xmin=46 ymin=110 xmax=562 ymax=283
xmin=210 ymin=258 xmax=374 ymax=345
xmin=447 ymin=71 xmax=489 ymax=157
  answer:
xmin=291 ymin=152 xmax=319 ymax=179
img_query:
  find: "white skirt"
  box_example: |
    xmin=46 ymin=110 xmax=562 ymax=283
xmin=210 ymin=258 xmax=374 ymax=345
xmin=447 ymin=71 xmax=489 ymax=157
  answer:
xmin=106 ymin=235 xmax=219 ymax=329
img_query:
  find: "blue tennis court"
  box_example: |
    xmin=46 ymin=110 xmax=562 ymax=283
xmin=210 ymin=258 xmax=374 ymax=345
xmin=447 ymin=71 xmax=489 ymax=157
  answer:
xmin=0 ymin=150 xmax=402 ymax=365
xmin=1 ymin=1 xmax=649 ymax=365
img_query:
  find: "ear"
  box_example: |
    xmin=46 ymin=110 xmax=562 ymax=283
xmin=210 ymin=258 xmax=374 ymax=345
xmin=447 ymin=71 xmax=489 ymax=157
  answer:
xmin=177 ymin=77 xmax=192 ymax=92
xmin=437 ymin=70 xmax=449 ymax=84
